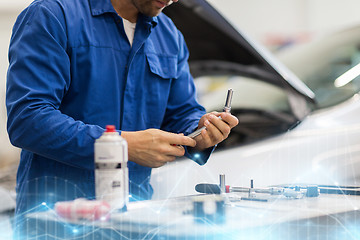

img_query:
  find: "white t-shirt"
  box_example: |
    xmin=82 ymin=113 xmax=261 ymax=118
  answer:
xmin=123 ymin=18 xmax=136 ymax=46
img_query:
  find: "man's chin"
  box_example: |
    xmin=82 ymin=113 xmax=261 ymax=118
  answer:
xmin=143 ymin=8 xmax=163 ymax=17
xmin=140 ymin=0 xmax=174 ymax=17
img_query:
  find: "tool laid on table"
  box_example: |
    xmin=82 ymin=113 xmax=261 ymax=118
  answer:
xmin=195 ymin=174 xmax=320 ymax=202
xmin=276 ymin=184 xmax=360 ymax=195
xmin=195 ymin=182 xmax=309 ymax=196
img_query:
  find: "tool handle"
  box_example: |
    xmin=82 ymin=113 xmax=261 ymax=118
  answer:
xmin=195 ymin=183 xmax=230 ymax=194
xmin=195 ymin=183 xmax=220 ymax=194
xmin=187 ymin=126 xmax=206 ymax=138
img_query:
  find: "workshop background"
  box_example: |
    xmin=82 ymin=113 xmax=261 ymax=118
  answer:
xmin=1 ymin=0 xmax=360 ymax=193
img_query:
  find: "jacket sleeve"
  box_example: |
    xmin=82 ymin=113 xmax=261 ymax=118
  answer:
xmin=6 ymin=2 xmax=103 ymax=170
xmin=161 ymin=30 xmax=215 ymax=165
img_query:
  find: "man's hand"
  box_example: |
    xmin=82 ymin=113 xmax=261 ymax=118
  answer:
xmin=121 ymin=129 xmax=196 ymax=168
xmin=193 ymin=112 xmax=239 ymax=151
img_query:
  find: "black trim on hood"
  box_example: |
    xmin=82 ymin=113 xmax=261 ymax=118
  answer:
xmin=163 ymin=0 xmax=315 ymax=103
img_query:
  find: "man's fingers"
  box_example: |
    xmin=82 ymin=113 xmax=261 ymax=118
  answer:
xmin=207 ymin=112 xmax=238 ymax=128
xmin=204 ymin=119 xmax=225 ymax=142
xmin=219 ymin=112 xmax=239 ymax=128
xmin=170 ymin=134 xmax=196 ymax=147
xmin=198 ymin=125 xmax=212 ymax=146
xmin=169 ymin=145 xmax=185 ymax=157
xmin=210 ymin=111 xmax=221 ymax=117
xmin=208 ymin=114 xmax=231 ymax=138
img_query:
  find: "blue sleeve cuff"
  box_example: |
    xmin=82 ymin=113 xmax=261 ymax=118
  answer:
xmin=184 ymin=145 xmax=216 ymax=165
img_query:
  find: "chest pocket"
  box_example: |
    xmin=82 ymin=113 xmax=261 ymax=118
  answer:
xmin=146 ymin=53 xmax=177 ymax=79
xmin=145 ymin=53 xmax=177 ymax=128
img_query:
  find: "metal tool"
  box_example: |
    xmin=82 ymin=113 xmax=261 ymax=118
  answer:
xmin=188 ymin=88 xmax=234 ymax=138
xmin=195 ymin=183 xmax=284 ymax=195
xmin=195 ymin=174 xmax=316 ymax=201
xmin=223 ymin=88 xmax=233 ymax=113
xmin=219 ymin=174 xmax=226 ymax=194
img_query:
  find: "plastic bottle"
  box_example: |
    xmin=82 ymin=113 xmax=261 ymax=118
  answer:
xmin=95 ymin=125 xmax=128 ymax=210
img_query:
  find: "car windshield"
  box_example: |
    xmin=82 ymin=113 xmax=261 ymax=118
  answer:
xmin=276 ymin=26 xmax=360 ymax=109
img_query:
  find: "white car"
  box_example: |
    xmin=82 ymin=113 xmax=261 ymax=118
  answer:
xmin=152 ymin=2 xmax=360 ymax=200
xmin=15 ymin=1 xmax=360 ymax=239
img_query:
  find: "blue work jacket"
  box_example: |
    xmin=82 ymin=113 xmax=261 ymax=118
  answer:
xmin=6 ymin=0 xmax=212 ymax=215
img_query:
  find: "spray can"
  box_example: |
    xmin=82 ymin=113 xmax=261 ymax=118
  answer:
xmin=95 ymin=125 xmax=128 ymax=210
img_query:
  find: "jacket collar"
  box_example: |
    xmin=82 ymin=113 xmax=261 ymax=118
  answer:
xmin=89 ymin=0 xmax=117 ymax=16
xmin=89 ymin=0 xmax=158 ymax=27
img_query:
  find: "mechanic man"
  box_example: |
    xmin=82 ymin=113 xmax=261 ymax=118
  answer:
xmin=6 ymin=0 xmax=238 ymax=228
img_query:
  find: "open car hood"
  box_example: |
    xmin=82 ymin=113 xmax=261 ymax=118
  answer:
xmin=163 ymin=0 xmax=315 ymax=102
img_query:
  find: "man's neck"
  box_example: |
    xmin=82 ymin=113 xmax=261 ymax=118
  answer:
xmin=111 ymin=0 xmax=138 ymax=23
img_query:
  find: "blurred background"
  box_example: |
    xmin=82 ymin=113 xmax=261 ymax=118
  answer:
xmin=208 ymin=0 xmax=360 ymax=50
xmin=1 ymin=0 xmax=360 ymax=190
